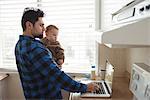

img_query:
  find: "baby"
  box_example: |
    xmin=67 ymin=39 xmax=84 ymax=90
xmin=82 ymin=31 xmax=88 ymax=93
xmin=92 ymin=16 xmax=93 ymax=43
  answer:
xmin=41 ymin=25 xmax=64 ymax=69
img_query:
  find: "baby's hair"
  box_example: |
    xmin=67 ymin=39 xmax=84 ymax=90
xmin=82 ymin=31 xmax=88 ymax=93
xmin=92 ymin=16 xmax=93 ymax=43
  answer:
xmin=45 ymin=25 xmax=59 ymax=32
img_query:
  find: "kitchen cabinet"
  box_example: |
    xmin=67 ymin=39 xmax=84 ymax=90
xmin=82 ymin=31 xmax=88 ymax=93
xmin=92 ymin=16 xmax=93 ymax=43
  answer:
xmin=102 ymin=18 xmax=150 ymax=48
xmin=0 ymin=68 xmax=70 ymax=100
xmin=0 ymin=74 xmax=9 ymax=100
xmin=0 ymin=68 xmax=25 ymax=100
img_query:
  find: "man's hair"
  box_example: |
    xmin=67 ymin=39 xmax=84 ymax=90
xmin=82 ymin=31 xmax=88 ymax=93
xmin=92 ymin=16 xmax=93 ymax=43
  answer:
xmin=45 ymin=25 xmax=59 ymax=33
xmin=21 ymin=7 xmax=45 ymax=31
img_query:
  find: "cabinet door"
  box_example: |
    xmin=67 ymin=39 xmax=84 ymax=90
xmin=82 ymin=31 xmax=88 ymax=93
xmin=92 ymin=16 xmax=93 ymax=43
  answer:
xmin=0 ymin=75 xmax=8 ymax=100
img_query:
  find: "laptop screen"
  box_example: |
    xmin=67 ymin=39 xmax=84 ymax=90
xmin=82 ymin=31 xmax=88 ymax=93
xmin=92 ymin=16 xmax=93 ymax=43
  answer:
xmin=104 ymin=60 xmax=114 ymax=89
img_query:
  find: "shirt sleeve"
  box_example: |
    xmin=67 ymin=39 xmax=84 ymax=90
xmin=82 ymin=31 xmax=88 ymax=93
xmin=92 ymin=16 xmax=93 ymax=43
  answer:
xmin=27 ymin=46 xmax=87 ymax=93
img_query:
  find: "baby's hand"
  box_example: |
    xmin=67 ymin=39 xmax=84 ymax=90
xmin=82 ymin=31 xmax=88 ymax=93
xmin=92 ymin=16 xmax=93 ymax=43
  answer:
xmin=58 ymin=65 xmax=62 ymax=69
xmin=58 ymin=59 xmax=64 ymax=65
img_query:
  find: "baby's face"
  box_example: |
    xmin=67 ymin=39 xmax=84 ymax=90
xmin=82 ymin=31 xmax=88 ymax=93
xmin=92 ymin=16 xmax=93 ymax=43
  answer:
xmin=46 ymin=28 xmax=58 ymax=42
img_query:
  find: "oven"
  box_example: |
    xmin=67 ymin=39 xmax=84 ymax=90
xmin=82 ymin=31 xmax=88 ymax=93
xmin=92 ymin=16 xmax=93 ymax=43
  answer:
xmin=130 ymin=63 xmax=150 ymax=100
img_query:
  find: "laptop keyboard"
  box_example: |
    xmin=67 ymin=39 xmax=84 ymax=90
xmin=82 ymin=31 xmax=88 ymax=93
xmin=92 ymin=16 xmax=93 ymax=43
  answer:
xmin=93 ymin=82 xmax=106 ymax=94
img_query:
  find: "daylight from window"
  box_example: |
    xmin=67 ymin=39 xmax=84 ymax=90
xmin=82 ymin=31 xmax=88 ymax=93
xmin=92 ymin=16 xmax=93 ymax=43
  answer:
xmin=0 ymin=0 xmax=97 ymax=73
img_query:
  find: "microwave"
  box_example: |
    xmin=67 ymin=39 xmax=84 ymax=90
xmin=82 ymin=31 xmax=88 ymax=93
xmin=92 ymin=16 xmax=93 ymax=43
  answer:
xmin=101 ymin=0 xmax=150 ymax=48
xmin=112 ymin=0 xmax=150 ymax=25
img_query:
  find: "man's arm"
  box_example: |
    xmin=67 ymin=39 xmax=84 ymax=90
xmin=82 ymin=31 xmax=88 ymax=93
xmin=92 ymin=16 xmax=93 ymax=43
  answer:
xmin=27 ymin=46 xmax=87 ymax=93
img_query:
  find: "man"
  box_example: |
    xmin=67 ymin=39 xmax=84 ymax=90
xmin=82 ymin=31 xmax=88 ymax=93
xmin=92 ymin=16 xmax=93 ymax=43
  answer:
xmin=15 ymin=7 xmax=99 ymax=99
xmin=41 ymin=25 xmax=64 ymax=69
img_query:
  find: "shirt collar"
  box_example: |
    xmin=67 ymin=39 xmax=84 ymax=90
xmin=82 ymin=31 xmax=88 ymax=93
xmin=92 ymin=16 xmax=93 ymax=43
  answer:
xmin=19 ymin=35 xmax=35 ymax=40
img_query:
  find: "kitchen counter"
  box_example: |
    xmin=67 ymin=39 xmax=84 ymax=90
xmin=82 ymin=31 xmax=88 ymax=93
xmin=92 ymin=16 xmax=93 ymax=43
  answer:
xmin=0 ymin=73 xmax=9 ymax=80
xmin=70 ymin=77 xmax=133 ymax=100
xmin=0 ymin=68 xmax=17 ymax=73
xmin=0 ymin=73 xmax=9 ymax=100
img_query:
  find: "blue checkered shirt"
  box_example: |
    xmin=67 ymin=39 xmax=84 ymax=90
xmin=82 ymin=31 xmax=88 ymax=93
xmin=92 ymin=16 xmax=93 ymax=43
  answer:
xmin=15 ymin=35 xmax=87 ymax=99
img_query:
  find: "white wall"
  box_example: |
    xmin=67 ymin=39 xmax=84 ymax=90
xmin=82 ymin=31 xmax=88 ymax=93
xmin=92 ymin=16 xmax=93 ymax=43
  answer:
xmin=126 ymin=48 xmax=150 ymax=73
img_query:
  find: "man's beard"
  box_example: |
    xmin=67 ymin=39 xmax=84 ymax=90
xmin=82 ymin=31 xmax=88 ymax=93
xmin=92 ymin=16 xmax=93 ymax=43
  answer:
xmin=34 ymin=34 xmax=43 ymax=39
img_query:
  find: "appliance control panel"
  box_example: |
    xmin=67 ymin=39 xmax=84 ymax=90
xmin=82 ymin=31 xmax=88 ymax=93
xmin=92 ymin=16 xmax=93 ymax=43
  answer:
xmin=112 ymin=0 xmax=150 ymax=25
xmin=145 ymin=83 xmax=150 ymax=100
xmin=130 ymin=63 xmax=150 ymax=100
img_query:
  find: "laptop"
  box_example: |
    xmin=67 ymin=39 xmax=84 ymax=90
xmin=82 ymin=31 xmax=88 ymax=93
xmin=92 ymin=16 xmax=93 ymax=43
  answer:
xmin=80 ymin=60 xmax=114 ymax=98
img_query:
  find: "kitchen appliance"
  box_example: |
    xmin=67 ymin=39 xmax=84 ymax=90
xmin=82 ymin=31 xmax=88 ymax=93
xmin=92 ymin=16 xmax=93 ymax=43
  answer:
xmin=112 ymin=0 xmax=150 ymax=25
xmin=101 ymin=0 xmax=150 ymax=48
xmin=130 ymin=63 xmax=150 ymax=100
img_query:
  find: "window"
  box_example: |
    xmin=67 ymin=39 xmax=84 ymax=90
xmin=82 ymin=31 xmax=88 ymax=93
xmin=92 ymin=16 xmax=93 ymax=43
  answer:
xmin=42 ymin=0 xmax=96 ymax=73
xmin=0 ymin=0 xmax=39 ymax=69
xmin=0 ymin=0 xmax=97 ymax=73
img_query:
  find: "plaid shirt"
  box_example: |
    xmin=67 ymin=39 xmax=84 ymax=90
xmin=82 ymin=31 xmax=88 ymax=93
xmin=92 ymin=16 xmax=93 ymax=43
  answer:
xmin=15 ymin=35 xmax=87 ymax=99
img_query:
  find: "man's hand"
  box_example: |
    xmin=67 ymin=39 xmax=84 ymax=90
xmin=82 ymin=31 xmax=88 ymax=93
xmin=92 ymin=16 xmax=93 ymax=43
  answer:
xmin=86 ymin=82 xmax=100 ymax=92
